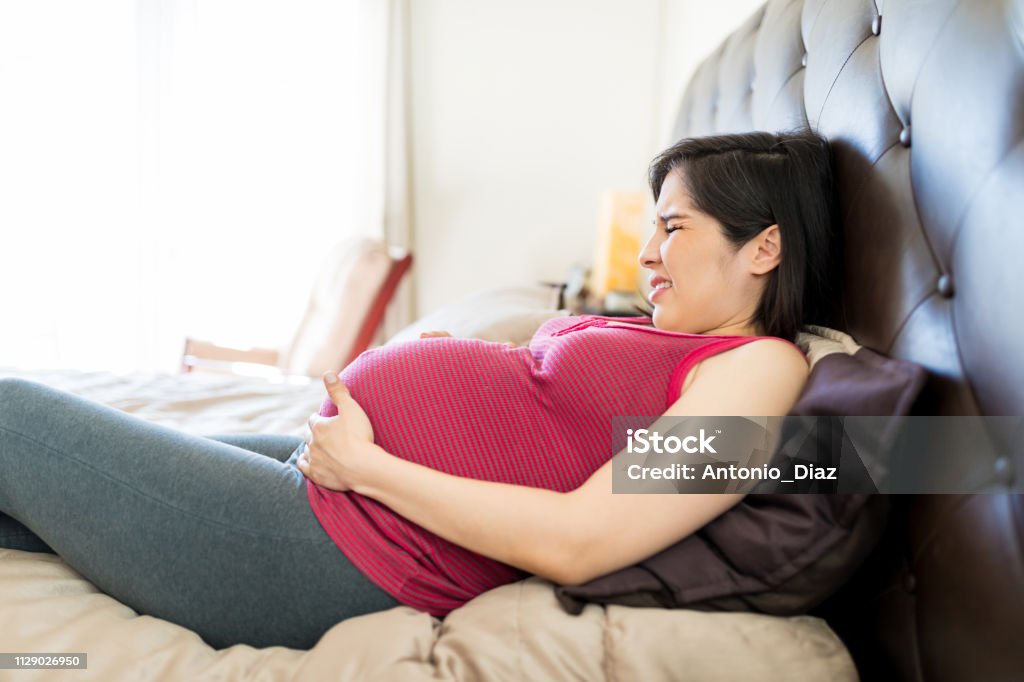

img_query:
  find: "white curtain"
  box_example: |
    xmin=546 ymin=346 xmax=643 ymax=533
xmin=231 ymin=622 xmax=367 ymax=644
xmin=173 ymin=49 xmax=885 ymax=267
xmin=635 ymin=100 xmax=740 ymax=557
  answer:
xmin=353 ymin=0 xmax=415 ymax=342
xmin=0 ymin=0 xmax=411 ymax=374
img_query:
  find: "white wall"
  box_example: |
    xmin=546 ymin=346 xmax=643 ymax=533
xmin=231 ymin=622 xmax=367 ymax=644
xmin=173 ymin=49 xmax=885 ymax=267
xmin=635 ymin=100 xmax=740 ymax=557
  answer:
xmin=654 ymin=1 xmax=766 ymax=145
xmin=408 ymin=0 xmax=658 ymax=314
xmin=408 ymin=0 xmax=766 ymax=315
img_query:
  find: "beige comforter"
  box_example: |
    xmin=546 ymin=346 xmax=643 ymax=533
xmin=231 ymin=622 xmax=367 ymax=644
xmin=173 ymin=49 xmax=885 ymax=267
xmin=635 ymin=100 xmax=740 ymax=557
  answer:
xmin=0 ymin=366 xmax=858 ymax=681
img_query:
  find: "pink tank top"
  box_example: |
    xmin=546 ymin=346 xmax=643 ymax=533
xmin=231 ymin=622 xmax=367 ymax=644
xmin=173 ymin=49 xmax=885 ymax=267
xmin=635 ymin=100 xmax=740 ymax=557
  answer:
xmin=305 ymin=314 xmax=801 ymax=615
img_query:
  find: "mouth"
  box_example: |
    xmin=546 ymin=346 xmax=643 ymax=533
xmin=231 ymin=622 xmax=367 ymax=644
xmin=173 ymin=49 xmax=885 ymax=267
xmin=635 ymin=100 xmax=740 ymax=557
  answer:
xmin=648 ymin=279 xmax=673 ymax=303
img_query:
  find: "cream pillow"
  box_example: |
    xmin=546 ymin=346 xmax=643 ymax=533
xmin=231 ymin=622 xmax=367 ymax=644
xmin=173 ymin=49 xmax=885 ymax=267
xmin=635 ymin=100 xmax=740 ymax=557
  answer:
xmin=387 ymin=285 xmax=569 ymax=347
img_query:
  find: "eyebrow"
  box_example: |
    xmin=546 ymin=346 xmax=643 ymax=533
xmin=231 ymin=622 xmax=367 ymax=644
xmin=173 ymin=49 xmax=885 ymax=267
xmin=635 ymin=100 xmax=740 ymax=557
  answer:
xmin=654 ymin=211 xmax=693 ymax=224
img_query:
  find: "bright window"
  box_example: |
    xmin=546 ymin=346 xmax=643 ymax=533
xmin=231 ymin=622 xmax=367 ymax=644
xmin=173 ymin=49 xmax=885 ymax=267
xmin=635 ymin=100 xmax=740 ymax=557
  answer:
xmin=0 ymin=1 xmax=362 ymax=373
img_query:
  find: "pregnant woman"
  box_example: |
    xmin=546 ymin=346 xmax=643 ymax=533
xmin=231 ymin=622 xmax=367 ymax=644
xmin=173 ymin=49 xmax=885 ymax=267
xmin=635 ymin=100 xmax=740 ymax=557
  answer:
xmin=0 ymin=130 xmax=837 ymax=650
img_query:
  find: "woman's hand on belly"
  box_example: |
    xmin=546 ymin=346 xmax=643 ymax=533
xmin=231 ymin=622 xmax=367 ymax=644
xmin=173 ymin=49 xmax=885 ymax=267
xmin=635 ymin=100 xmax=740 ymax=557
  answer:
xmin=421 ymin=330 xmax=517 ymax=347
xmin=297 ymin=373 xmax=383 ymax=491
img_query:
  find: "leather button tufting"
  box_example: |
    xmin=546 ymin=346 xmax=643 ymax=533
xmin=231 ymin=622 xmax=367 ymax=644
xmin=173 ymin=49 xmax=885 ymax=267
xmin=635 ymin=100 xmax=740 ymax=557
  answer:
xmin=904 ymin=572 xmax=916 ymax=593
xmin=937 ymin=273 xmax=954 ymax=298
xmin=871 ymin=15 xmax=882 ymax=36
xmin=801 ymin=52 xmax=808 ymax=67
xmin=994 ymin=457 xmax=1014 ymax=485
xmin=899 ymin=125 xmax=912 ymax=147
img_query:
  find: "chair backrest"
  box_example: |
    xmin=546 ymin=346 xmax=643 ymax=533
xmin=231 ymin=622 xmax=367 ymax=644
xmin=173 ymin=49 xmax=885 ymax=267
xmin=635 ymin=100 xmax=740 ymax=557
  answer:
xmin=280 ymin=236 xmax=413 ymax=377
xmin=671 ymin=1 xmax=1024 ymax=679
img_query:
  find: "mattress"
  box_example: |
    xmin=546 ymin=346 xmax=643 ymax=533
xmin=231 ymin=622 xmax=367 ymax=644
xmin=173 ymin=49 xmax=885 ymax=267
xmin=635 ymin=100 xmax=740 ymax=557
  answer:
xmin=0 ymin=366 xmax=858 ymax=681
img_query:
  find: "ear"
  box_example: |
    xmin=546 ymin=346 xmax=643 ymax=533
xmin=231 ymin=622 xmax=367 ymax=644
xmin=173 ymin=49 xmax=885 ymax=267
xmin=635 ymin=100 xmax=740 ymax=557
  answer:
xmin=748 ymin=224 xmax=782 ymax=275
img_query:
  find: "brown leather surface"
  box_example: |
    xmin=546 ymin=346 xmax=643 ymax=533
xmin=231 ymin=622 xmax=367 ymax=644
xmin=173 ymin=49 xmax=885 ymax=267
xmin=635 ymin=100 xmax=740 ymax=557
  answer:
xmin=671 ymin=0 xmax=1024 ymax=679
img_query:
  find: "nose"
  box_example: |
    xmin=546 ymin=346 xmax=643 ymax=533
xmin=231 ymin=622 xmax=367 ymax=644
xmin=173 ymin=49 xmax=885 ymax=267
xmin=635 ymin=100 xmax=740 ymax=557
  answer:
xmin=638 ymin=230 xmax=661 ymax=269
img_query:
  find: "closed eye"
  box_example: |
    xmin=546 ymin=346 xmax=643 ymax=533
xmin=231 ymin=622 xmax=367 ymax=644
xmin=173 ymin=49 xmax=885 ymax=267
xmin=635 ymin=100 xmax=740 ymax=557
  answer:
xmin=664 ymin=225 xmax=685 ymax=235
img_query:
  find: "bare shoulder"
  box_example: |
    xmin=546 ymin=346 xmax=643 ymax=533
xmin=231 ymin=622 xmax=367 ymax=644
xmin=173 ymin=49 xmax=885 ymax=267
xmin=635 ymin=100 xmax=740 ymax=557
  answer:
xmin=672 ymin=338 xmax=809 ymax=416
xmin=700 ymin=338 xmax=809 ymax=387
xmin=718 ymin=337 xmax=809 ymax=374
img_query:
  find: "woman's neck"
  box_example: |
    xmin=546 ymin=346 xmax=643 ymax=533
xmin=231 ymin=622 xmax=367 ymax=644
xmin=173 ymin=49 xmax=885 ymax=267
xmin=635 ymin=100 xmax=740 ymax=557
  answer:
xmin=701 ymin=321 xmax=764 ymax=337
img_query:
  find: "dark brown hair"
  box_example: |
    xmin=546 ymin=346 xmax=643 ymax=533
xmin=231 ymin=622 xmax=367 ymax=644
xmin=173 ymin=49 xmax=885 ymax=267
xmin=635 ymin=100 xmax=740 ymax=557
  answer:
xmin=642 ymin=129 xmax=839 ymax=342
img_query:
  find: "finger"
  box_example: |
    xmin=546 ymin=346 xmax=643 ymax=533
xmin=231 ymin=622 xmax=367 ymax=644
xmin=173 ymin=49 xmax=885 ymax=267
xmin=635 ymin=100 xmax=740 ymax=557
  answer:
xmin=309 ymin=413 xmax=333 ymax=438
xmin=322 ymin=377 xmax=351 ymax=404
xmin=322 ymin=371 xmax=345 ymax=390
xmin=322 ymin=371 xmax=347 ymax=389
xmin=297 ymin=457 xmax=313 ymax=481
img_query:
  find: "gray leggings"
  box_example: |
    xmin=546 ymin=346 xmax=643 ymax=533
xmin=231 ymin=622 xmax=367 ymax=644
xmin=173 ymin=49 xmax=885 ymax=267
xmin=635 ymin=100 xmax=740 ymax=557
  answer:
xmin=0 ymin=377 xmax=400 ymax=650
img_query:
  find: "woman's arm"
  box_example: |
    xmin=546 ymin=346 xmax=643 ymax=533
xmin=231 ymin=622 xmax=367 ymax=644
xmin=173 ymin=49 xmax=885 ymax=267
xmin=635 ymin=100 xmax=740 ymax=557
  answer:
xmin=306 ymin=339 xmax=808 ymax=586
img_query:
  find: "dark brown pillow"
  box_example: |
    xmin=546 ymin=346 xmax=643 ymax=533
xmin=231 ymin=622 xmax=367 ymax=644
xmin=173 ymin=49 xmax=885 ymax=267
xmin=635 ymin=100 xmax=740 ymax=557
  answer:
xmin=553 ymin=343 xmax=928 ymax=616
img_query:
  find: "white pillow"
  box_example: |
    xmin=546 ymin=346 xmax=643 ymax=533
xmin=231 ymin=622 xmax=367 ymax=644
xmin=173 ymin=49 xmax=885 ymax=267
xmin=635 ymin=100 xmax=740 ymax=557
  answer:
xmin=794 ymin=325 xmax=864 ymax=371
xmin=387 ymin=285 xmax=569 ymax=347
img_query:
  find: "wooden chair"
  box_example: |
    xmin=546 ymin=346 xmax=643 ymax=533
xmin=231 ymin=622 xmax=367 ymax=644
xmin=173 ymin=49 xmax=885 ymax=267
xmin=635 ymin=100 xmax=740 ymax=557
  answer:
xmin=180 ymin=237 xmax=413 ymax=379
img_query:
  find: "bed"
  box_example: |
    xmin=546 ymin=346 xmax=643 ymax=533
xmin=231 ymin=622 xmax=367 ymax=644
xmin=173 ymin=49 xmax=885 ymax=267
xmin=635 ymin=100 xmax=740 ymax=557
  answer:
xmin=3 ymin=0 xmax=1022 ymax=679
xmin=0 ymin=298 xmax=857 ymax=681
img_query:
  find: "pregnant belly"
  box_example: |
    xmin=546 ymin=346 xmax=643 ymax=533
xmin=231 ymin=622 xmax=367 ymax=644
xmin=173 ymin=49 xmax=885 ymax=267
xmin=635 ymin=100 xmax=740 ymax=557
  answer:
xmin=329 ymin=338 xmax=564 ymax=486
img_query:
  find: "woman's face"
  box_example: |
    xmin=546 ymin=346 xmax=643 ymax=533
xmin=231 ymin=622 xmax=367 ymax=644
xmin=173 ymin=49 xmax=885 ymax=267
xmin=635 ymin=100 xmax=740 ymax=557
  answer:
xmin=638 ymin=169 xmax=775 ymax=336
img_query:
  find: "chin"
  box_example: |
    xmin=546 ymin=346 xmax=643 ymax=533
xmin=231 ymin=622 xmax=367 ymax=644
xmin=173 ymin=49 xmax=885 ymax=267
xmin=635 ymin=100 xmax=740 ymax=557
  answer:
xmin=651 ymin=306 xmax=683 ymax=333
xmin=650 ymin=305 xmax=665 ymax=326
xmin=654 ymin=307 xmax=707 ymax=335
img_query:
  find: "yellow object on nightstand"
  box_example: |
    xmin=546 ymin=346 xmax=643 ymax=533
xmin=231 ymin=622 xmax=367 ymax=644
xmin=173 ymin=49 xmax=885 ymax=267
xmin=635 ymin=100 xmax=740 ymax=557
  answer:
xmin=590 ymin=190 xmax=648 ymax=299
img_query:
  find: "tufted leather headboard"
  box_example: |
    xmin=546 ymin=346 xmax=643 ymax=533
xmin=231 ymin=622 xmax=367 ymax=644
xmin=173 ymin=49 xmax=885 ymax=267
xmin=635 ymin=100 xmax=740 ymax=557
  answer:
xmin=670 ymin=0 xmax=1024 ymax=679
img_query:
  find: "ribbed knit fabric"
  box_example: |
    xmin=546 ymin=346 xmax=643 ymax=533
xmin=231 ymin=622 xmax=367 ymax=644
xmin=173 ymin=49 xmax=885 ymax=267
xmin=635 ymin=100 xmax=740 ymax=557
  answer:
xmin=305 ymin=314 xmax=801 ymax=615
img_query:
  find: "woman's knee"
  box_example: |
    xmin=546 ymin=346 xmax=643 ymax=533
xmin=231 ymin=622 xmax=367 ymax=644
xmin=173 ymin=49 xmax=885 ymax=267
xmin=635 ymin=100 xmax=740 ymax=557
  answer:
xmin=0 ymin=377 xmax=49 ymax=400
xmin=0 ymin=378 xmax=53 ymax=430
xmin=0 ymin=374 xmax=44 ymax=405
